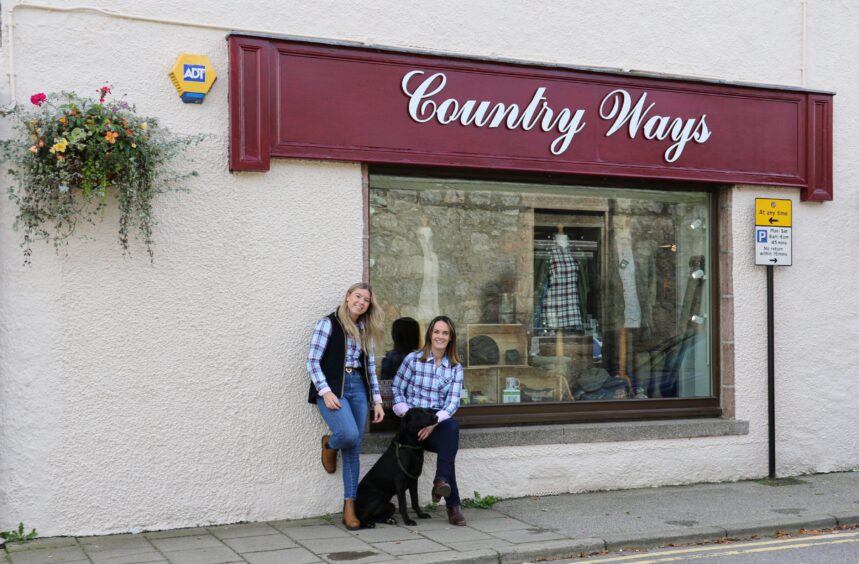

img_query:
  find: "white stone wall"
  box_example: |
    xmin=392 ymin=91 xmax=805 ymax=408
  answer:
xmin=1 ymin=0 xmax=857 ymax=536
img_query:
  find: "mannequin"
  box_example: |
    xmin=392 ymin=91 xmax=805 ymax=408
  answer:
xmin=416 ymin=217 xmax=440 ymax=323
xmin=555 ymin=226 xmax=568 ymax=356
xmin=613 ymin=216 xmax=640 ymax=383
xmin=542 ymin=224 xmax=583 ymax=356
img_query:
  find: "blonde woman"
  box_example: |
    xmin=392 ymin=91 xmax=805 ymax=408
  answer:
xmin=306 ymin=282 xmax=385 ymax=529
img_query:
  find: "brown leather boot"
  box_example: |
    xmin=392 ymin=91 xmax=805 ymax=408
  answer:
xmin=342 ymin=499 xmax=360 ymax=530
xmin=447 ymin=504 xmax=466 ymax=526
xmin=321 ymin=435 xmax=337 ymax=474
xmin=432 ymin=479 xmax=451 ymax=503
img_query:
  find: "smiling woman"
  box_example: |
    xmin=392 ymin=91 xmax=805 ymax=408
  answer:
xmin=392 ymin=315 xmax=467 ymax=526
xmin=305 ymin=282 xmax=387 ymax=529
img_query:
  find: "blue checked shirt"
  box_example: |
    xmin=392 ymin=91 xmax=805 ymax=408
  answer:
xmin=306 ymin=317 xmax=382 ymax=402
xmin=392 ymin=351 xmax=463 ymax=423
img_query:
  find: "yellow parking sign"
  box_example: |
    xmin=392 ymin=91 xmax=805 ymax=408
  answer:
xmin=755 ymin=198 xmax=792 ymax=227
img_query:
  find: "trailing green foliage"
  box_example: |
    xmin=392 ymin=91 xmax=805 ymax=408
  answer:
xmin=2 ymin=86 xmax=201 ymax=264
xmin=461 ymin=490 xmax=500 ymax=509
xmin=0 ymin=522 xmax=38 ymax=543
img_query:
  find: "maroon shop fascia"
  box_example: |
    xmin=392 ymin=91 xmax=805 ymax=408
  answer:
xmin=228 ymin=33 xmax=833 ymax=201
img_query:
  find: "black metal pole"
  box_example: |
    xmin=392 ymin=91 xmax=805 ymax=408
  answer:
xmin=767 ymin=265 xmax=776 ymax=479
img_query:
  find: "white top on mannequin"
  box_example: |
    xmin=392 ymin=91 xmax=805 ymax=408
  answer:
xmin=554 ymin=233 xmax=569 ymax=249
xmin=416 ymin=223 xmax=440 ymax=323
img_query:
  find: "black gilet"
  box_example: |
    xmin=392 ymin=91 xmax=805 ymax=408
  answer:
xmin=307 ymin=311 xmax=369 ymax=404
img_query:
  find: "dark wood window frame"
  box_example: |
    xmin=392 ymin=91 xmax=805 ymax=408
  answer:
xmin=367 ymin=166 xmax=723 ymax=430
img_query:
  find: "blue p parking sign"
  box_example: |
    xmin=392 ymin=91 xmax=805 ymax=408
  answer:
xmin=756 ymin=229 xmax=768 ymax=243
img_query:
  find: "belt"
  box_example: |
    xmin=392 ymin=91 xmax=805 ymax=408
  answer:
xmin=345 ymin=366 xmax=362 ymax=374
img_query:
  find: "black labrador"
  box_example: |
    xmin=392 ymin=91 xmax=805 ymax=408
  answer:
xmin=355 ymin=407 xmax=438 ymax=527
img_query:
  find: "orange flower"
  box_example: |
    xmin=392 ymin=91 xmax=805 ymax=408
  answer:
xmin=29 ymin=145 xmax=38 ymax=153
xmin=105 ymin=131 xmax=119 ymax=144
xmin=58 ymin=116 xmax=67 ymax=125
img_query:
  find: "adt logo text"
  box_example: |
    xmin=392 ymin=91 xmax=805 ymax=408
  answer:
xmin=183 ymin=64 xmax=206 ymax=82
xmin=756 ymin=229 xmax=768 ymax=243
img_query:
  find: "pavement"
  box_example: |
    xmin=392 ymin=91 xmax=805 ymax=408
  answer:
xmin=3 ymin=471 xmax=859 ymax=564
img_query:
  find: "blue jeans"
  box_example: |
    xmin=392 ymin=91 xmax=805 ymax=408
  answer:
xmin=316 ymin=372 xmax=368 ymax=500
xmin=423 ymin=418 xmax=461 ymax=506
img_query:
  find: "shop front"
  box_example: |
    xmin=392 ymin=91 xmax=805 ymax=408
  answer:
xmin=229 ymin=34 xmax=832 ymax=430
xmin=6 ymin=4 xmax=852 ymax=537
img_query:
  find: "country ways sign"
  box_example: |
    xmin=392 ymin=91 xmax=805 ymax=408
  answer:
xmin=229 ymin=34 xmax=833 ymax=201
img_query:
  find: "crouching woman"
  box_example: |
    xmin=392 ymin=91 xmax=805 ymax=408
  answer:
xmin=392 ymin=315 xmax=466 ymax=526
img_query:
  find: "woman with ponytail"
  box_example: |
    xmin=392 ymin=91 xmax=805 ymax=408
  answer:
xmin=306 ymin=282 xmax=385 ymax=529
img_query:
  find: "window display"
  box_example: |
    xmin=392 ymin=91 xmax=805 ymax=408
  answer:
xmin=369 ymin=175 xmax=713 ymax=418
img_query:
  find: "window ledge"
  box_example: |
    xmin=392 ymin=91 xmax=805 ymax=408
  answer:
xmin=362 ymin=417 xmax=748 ymax=454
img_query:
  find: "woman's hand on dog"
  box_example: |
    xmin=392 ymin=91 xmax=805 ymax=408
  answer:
xmin=372 ymin=403 xmax=385 ymax=423
xmin=417 ymin=424 xmax=437 ymax=442
xmin=322 ymin=391 xmax=341 ymax=410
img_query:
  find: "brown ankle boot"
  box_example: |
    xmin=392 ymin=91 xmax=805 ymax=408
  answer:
xmin=342 ymin=499 xmax=360 ymax=530
xmin=321 ymin=435 xmax=337 ymax=474
xmin=447 ymin=504 xmax=466 ymax=526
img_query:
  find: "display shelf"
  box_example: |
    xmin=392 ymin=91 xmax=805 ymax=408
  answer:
xmin=466 ymin=324 xmax=528 ymax=368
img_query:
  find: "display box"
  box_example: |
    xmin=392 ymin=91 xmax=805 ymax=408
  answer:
xmin=462 ymin=367 xmax=499 ymax=405
xmin=466 ymin=324 xmax=528 ymax=367
xmin=497 ymin=366 xmax=569 ymax=402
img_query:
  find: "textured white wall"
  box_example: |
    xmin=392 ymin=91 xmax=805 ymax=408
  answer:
xmin=1 ymin=0 xmax=857 ymax=536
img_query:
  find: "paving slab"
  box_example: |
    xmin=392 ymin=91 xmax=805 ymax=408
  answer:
xmin=8 ymin=545 xmax=89 ymax=564
xmin=268 ymin=517 xmax=331 ymax=529
xmin=488 ymin=526 xmax=567 ymax=544
xmin=243 ymin=546 xmax=322 ymax=564
xmin=465 ymin=517 xmax=532 ymax=533
xmin=87 ymin=550 xmax=168 ymax=564
xmin=280 ymin=524 xmax=353 ymax=540
xmin=149 ymin=534 xmax=223 ymax=552
xmin=207 ymin=523 xmax=281 ymax=540
xmin=79 ymin=534 xmax=153 ymax=552
xmin=421 ymin=527 xmax=494 ymax=544
xmin=350 ymin=525 xmax=423 ymax=543
xmin=398 ymin=549 xmax=498 ymax=563
xmin=319 ymin=548 xmax=393 ymax=563
xmin=401 ymin=519 xmax=460 ymax=532
xmin=144 ymin=528 xmax=210 ymax=540
xmin=298 ymin=535 xmax=380 ymax=556
xmin=221 ymin=533 xmax=298 ymax=553
xmin=4 ymin=537 xmax=78 ymax=552
xmin=444 ymin=538 xmax=514 ymax=552
xmin=372 ymin=538 xmax=450 ymax=556
xmin=161 ymin=545 xmax=242 ymax=564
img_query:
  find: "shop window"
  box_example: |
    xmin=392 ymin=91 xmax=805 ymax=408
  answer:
xmin=369 ymin=174 xmax=717 ymax=425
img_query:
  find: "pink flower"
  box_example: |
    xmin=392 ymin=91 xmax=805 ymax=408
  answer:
xmin=30 ymin=93 xmax=47 ymax=106
xmin=97 ymin=85 xmax=112 ymax=103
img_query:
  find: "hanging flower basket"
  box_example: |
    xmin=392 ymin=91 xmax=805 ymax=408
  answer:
xmin=2 ymin=85 xmax=200 ymax=264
